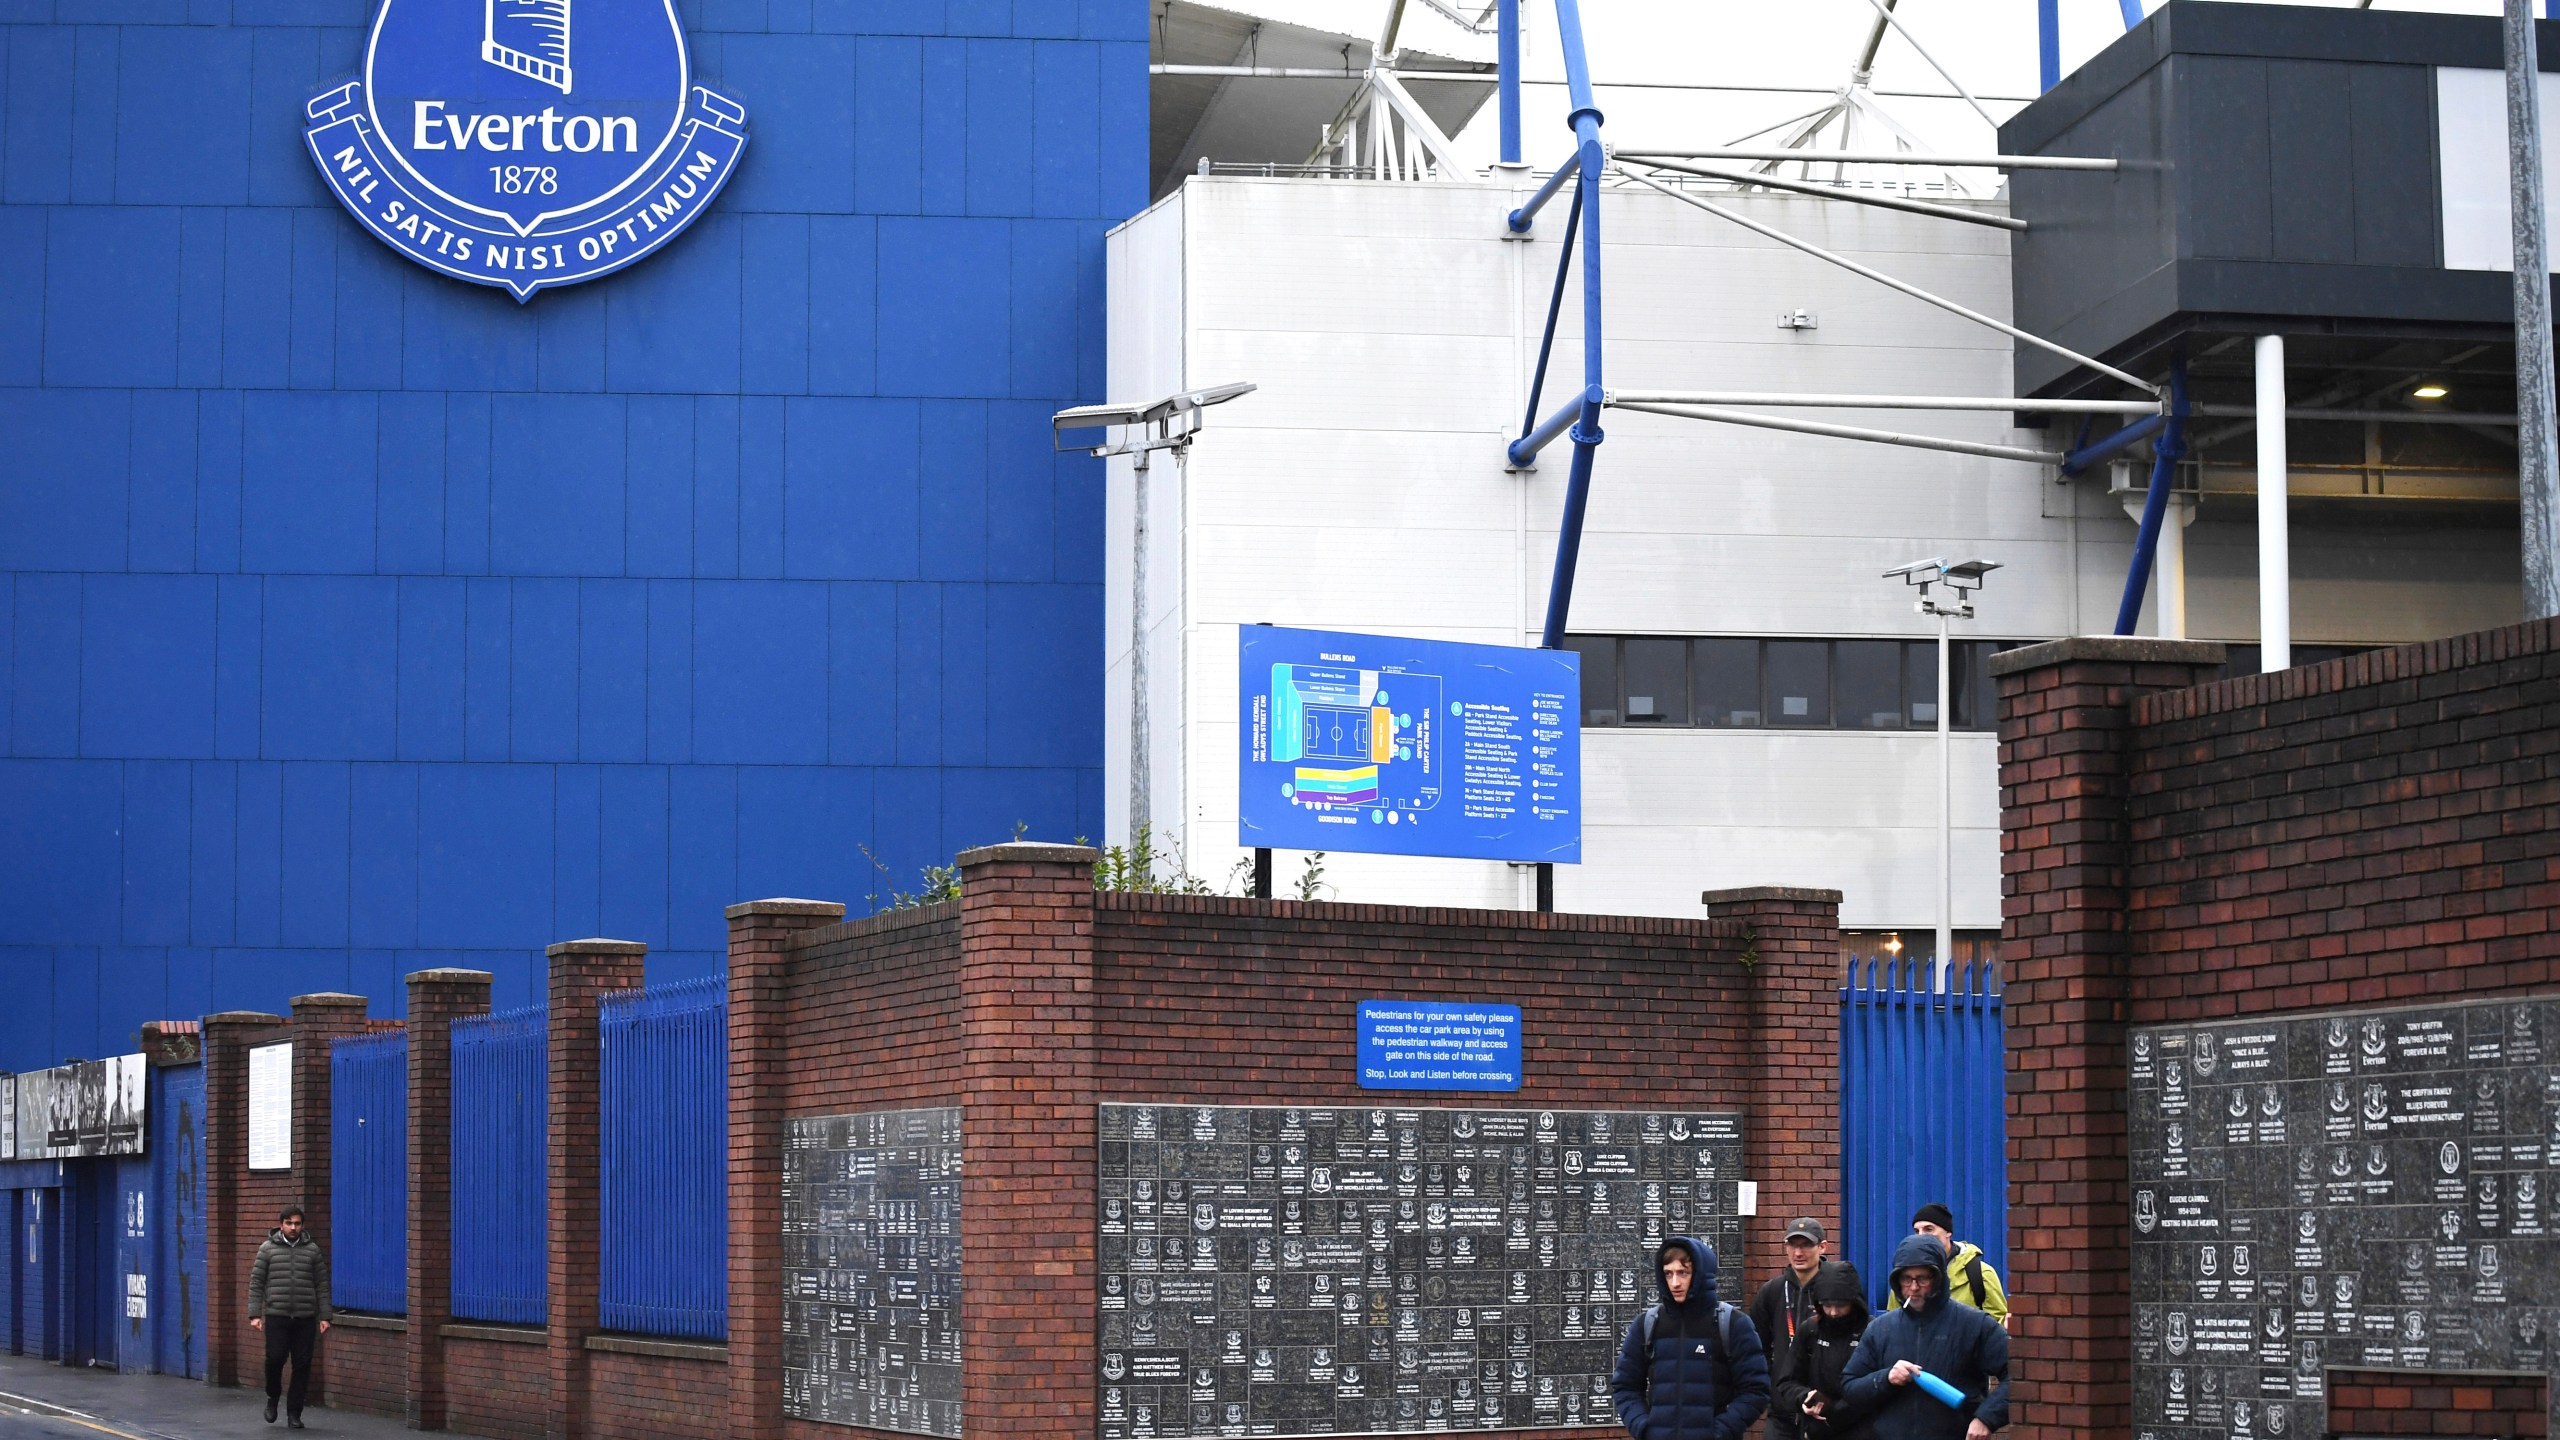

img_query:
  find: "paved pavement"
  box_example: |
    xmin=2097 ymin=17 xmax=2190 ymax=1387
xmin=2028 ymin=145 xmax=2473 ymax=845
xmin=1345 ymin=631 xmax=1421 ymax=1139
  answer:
xmin=0 ymin=1355 xmax=468 ymax=1440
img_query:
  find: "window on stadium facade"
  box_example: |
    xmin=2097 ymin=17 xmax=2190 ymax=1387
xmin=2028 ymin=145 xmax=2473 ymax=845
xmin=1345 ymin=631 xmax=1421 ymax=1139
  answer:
xmin=1562 ymin=636 xmax=2023 ymax=732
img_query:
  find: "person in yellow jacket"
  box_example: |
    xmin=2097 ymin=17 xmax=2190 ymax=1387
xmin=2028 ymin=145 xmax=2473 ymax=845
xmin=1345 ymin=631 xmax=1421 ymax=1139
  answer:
xmin=1887 ymin=1205 xmax=2007 ymax=1329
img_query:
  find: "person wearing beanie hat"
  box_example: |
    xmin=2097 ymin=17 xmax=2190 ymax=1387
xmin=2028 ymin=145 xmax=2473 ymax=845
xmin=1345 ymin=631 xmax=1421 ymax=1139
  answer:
xmin=1775 ymin=1264 xmax=1877 ymax=1440
xmin=1751 ymin=1219 xmax=1851 ymax=1440
xmin=1887 ymin=1205 xmax=2007 ymax=1329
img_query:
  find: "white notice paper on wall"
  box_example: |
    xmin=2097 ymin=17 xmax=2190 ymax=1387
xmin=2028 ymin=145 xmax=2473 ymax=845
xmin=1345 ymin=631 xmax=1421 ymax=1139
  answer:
xmin=248 ymin=1042 xmax=292 ymax=1171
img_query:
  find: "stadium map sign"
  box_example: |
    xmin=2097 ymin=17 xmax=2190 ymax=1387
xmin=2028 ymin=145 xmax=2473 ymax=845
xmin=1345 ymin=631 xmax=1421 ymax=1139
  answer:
xmin=2130 ymin=998 xmax=2560 ymax=1440
xmin=1097 ymin=1103 xmax=1745 ymax=1439
xmin=1238 ymin=628 xmax=1580 ymax=864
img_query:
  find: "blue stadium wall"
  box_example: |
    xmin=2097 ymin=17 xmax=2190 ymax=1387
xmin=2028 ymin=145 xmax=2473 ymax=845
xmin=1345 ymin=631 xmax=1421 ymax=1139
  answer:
xmin=0 ymin=0 xmax=1144 ymax=1067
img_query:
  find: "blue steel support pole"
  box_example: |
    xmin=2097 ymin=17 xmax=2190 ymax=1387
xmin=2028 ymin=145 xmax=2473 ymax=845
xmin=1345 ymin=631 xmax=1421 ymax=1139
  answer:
xmin=1498 ymin=0 xmax=1522 ymax=166
xmin=2117 ymin=0 xmax=2142 ymax=28
xmin=1518 ymin=185 xmax=1582 ymax=445
xmin=1534 ymin=0 xmax=1606 ymax=649
xmin=2112 ymin=361 xmax=2189 ymax=636
xmin=1507 ymin=151 xmax=1581 ymax=233
xmin=2058 ymin=411 xmax=2166 ymax=477
xmin=2038 ymin=0 xmax=2061 ymax=91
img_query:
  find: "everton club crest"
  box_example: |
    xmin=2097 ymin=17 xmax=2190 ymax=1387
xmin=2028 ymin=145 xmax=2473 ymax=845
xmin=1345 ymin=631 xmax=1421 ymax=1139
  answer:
xmin=305 ymin=0 xmax=747 ymax=300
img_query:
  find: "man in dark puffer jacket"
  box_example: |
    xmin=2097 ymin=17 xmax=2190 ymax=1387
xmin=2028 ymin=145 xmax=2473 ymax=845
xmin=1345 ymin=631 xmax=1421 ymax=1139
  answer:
xmin=1839 ymin=1235 xmax=2008 ymax=1440
xmin=249 ymin=1206 xmax=332 ymax=1428
xmin=1611 ymin=1236 xmax=1771 ymax=1440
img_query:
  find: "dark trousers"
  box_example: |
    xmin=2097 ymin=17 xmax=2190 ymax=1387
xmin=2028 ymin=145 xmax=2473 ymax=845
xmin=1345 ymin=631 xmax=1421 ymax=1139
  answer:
xmin=262 ymin=1315 xmax=318 ymax=1414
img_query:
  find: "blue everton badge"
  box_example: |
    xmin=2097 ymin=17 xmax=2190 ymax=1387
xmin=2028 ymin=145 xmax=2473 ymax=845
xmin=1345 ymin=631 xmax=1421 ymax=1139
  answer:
xmin=306 ymin=0 xmax=747 ymax=300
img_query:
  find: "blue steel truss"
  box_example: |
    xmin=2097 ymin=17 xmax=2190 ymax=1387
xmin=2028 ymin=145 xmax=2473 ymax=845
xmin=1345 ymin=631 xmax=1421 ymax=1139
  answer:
xmin=1494 ymin=0 xmax=2236 ymax=646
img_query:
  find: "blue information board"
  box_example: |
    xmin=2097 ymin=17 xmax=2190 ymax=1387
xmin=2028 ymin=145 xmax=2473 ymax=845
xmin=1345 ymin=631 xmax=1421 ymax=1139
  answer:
xmin=1356 ymin=1000 xmax=1524 ymax=1091
xmin=1238 ymin=627 xmax=1580 ymax=863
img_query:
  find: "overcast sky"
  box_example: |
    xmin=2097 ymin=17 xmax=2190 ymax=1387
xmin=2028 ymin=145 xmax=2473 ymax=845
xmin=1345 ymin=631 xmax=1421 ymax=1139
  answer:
xmin=1211 ymin=0 xmax=2520 ymax=169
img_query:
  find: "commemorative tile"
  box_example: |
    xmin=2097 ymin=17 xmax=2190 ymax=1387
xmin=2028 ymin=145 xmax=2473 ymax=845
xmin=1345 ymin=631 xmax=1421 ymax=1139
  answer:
xmin=1101 ymin=1102 xmax=1742 ymax=1437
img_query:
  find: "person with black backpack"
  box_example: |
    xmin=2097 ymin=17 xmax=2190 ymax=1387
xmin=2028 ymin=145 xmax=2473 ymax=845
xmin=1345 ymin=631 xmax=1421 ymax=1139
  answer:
xmin=1611 ymin=1236 xmax=1772 ymax=1440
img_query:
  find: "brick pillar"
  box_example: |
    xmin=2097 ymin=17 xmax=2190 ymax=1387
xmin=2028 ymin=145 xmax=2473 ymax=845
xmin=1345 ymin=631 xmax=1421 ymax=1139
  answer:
xmin=406 ymin=969 xmax=493 ymax=1431
xmin=956 ymin=843 xmax=1099 ymax=1440
xmin=1990 ymin=637 xmax=2222 ymax=1440
xmin=1706 ymin=886 xmax=1844 ymax=1284
xmin=545 ymin=939 xmax=649 ymax=1440
xmin=727 ymin=899 xmax=846 ymax=1440
xmin=288 ymin=992 xmax=371 ymax=1409
xmin=203 ymin=1010 xmax=286 ymax=1388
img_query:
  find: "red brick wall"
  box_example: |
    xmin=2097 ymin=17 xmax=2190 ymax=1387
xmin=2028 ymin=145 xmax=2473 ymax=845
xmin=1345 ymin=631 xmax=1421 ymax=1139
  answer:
xmin=447 ymin=1331 xmax=550 ymax=1440
xmin=1994 ymin=621 xmax=2560 ymax=1440
xmin=324 ymin=1323 xmax=408 ymax=1418
xmin=781 ymin=905 xmax=965 ymax=1110
xmin=203 ymin=1010 xmax=292 ymax=1389
xmin=589 ymin=1350 xmax=731 ymax=1439
xmin=2327 ymin=1370 xmax=2548 ymax=1438
xmin=2122 ymin=623 xmax=2560 ymax=1022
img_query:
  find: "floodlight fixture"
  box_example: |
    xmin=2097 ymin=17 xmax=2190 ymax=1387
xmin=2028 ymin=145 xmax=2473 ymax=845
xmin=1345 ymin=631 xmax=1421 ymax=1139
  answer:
xmin=1052 ymin=383 xmax=1258 ymax=462
xmin=1884 ymin=556 xmax=2000 ymax=619
xmin=2412 ymin=384 xmax=2449 ymax=401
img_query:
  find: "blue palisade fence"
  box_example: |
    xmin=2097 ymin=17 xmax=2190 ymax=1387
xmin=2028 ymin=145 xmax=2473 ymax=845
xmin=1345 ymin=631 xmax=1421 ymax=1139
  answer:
xmin=331 ymin=1030 xmax=410 ymax=1315
xmin=599 ymin=974 xmax=728 ymax=1339
xmin=451 ymin=1004 xmax=548 ymax=1324
xmin=1839 ymin=953 xmax=2007 ymax=1310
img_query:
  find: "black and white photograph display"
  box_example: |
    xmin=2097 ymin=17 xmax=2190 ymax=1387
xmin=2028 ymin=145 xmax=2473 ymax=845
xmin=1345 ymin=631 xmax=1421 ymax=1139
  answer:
xmin=1097 ymin=1103 xmax=1748 ymax=1440
xmin=782 ymin=1106 xmax=963 ymax=1438
xmin=7 ymin=1057 xmax=151 ymax=1159
xmin=2130 ymin=998 xmax=2560 ymax=1440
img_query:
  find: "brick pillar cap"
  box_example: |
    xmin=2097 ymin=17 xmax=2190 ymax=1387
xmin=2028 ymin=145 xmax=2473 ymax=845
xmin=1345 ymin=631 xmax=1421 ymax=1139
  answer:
xmin=205 ymin=1010 xmax=286 ymax=1027
xmin=1986 ymin=635 xmax=2227 ymax=676
xmin=406 ymin=967 xmax=495 ymax=986
xmin=544 ymin=937 xmax=651 ymax=957
xmin=723 ymin=898 xmax=849 ymax=921
xmin=1700 ymin=886 xmax=1843 ymax=907
xmin=956 ymin=841 xmax=1097 ymax=868
xmin=290 ymin=992 xmax=370 ymax=1011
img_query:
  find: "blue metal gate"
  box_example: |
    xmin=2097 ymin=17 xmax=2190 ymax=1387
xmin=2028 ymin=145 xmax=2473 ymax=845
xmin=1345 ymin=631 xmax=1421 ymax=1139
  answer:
xmin=599 ymin=974 xmax=727 ymax=1339
xmin=331 ymin=1031 xmax=409 ymax=1315
xmin=152 ymin=1064 xmax=206 ymax=1378
xmin=451 ymin=1004 xmax=547 ymax=1324
xmin=1839 ymin=953 xmax=2006 ymax=1308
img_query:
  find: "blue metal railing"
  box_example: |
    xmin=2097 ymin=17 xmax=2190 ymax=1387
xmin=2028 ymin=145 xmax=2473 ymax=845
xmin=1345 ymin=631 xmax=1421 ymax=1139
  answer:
xmin=1839 ymin=953 xmax=2006 ymax=1312
xmin=451 ymin=1004 xmax=548 ymax=1324
xmin=599 ymin=974 xmax=728 ymax=1340
xmin=330 ymin=1030 xmax=408 ymax=1315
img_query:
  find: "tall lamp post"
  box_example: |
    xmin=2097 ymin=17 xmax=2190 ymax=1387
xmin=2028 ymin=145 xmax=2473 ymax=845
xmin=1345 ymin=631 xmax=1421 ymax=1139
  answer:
xmin=1883 ymin=557 xmax=2000 ymax=993
xmin=1053 ymin=384 xmax=1257 ymax=849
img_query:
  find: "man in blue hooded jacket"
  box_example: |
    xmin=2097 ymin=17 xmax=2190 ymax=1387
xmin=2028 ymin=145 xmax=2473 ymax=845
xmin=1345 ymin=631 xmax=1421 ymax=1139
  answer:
xmin=1611 ymin=1236 xmax=1771 ymax=1440
xmin=1838 ymin=1235 xmax=2009 ymax=1440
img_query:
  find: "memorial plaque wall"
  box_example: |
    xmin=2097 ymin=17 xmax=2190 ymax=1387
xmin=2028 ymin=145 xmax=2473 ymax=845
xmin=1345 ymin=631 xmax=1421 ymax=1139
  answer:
xmin=783 ymin=1106 xmax=964 ymax=1437
xmin=1097 ymin=1103 xmax=1748 ymax=1440
xmin=2130 ymin=998 xmax=2560 ymax=1440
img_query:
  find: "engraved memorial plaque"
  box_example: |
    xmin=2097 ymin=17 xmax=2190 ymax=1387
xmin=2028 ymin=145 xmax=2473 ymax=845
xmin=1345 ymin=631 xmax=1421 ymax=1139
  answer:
xmin=784 ymin=1106 xmax=964 ymax=1437
xmin=1099 ymin=1104 xmax=1744 ymax=1437
xmin=2132 ymin=1000 xmax=2560 ymax=1440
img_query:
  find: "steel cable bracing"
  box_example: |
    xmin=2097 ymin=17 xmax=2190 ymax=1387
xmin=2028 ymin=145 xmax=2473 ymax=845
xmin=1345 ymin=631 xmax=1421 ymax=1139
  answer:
xmin=1612 ymin=165 xmax=2159 ymax=395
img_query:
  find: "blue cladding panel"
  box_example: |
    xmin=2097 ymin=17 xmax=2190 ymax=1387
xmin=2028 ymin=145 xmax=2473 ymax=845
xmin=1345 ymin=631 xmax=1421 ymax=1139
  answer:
xmin=330 ymin=1030 xmax=407 ymax=1315
xmin=450 ymin=1005 xmax=546 ymax=1324
xmin=599 ymin=976 xmax=726 ymax=1338
xmin=0 ymin=4 xmax=1128 ymax=1070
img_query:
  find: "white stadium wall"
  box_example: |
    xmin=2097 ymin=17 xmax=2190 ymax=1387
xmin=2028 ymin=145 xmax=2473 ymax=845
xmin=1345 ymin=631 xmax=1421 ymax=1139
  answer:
xmin=1103 ymin=176 xmax=2519 ymax=925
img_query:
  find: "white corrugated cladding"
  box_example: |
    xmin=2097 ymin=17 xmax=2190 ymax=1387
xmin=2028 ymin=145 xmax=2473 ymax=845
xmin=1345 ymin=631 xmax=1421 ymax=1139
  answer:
xmin=1102 ymin=176 xmax=2517 ymax=924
